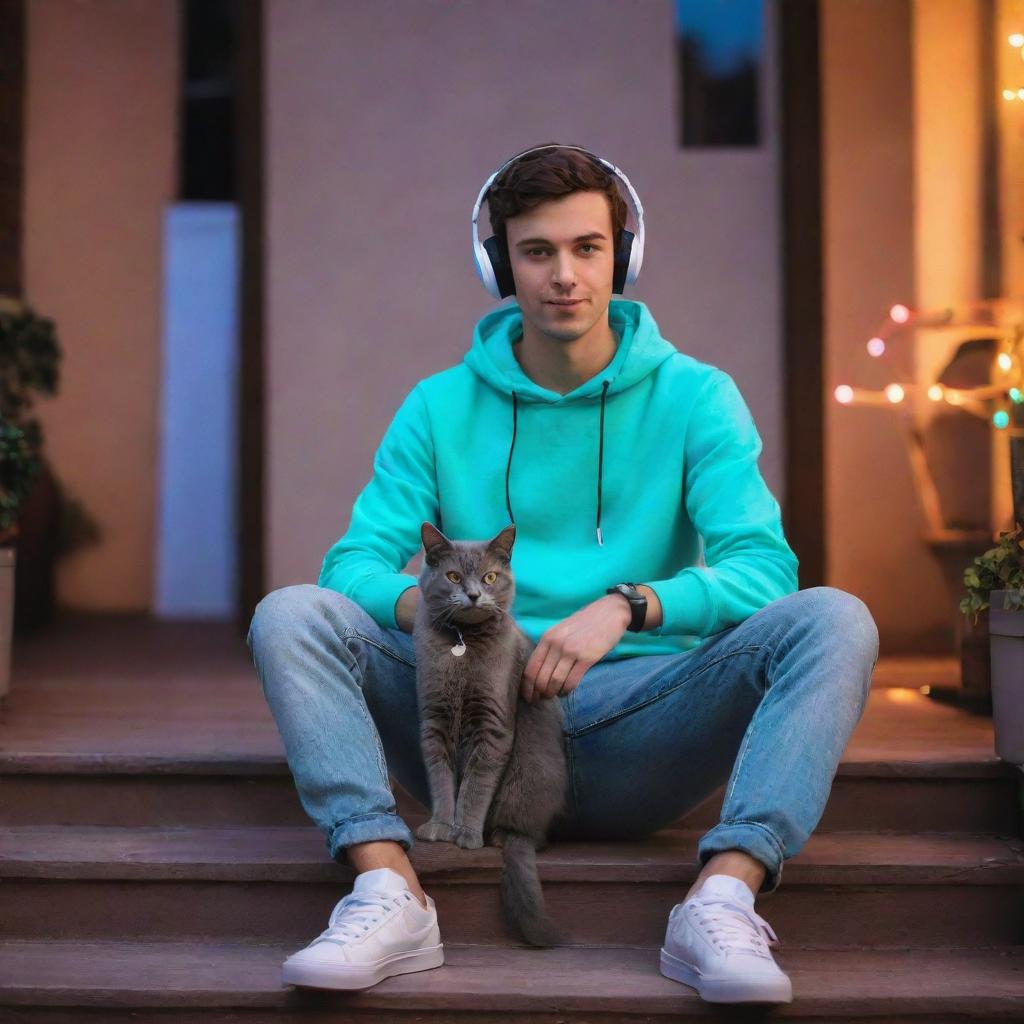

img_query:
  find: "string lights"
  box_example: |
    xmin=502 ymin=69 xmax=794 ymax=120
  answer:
xmin=1002 ymin=30 xmax=1024 ymax=101
xmin=833 ymin=299 xmax=1024 ymax=537
xmin=833 ymin=299 xmax=1024 ymax=431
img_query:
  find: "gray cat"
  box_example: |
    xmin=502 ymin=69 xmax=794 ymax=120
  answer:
xmin=412 ymin=521 xmax=570 ymax=947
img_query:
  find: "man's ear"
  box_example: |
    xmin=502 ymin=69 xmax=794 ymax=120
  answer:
xmin=487 ymin=523 xmax=516 ymax=564
xmin=421 ymin=522 xmax=452 ymax=566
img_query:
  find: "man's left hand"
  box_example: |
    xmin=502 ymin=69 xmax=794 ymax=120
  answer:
xmin=521 ymin=595 xmax=632 ymax=704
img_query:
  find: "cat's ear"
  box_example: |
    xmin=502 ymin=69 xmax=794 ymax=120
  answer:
xmin=487 ymin=523 xmax=516 ymax=564
xmin=421 ymin=522 xmax=452 ymax=566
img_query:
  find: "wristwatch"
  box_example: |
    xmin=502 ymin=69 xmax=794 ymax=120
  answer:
xmin=605 ymin=582 xmax=647 ymax=632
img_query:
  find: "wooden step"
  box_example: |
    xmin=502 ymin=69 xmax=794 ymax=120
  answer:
xmin=1 ymin=938 xmax=1022 ymax=1021
xmin=2 ymin=825 xmax=1022 ymax=947
xmin=1 ymin=754 xmax=1019 ymax=834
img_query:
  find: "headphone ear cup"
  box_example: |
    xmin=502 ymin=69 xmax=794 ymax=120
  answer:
xmin=482 ymin=235 xmax=516 ymax=298
xmin=612 ymin=228 xmax=635 ymax=294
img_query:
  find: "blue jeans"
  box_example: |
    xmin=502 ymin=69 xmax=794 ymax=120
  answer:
xmin=246 ymin=584 xmax=879 ymax=896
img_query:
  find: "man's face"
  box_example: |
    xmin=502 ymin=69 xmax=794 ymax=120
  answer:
xmin=503 ymin=189 xmax=616 ymax=344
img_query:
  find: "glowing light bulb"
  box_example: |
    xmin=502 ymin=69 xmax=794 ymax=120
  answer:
xmin=885 ymin=384 xmax=905 ymax=403
xmin=1010 ymin=32 xmax=1024 ymax=46
xmin=994 ymin=410 xmax=1010 ymax=429
xmin=998 ymin=352 xmax=1013 ymax=372
xmin=1005 ymin=88 xmax=1018 ymax=100
xmin=889 ymin=304 xmax=911 ymax=324
xmin=867 ymin=336 xmax=886 ymax=357
xmin=834 ymin=385 xmax=854 ymax=404
xmin=1019 ymin=88 xmax=1024 ymax=99
xmin=927 ymin=385 xmax=944 ymax=401
xmin=947 ymin=390 xmax=963 ymax=405
xmin=1011 ymin=387 xmax=1023 ymax=403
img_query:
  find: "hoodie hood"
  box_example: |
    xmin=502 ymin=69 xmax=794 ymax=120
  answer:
xmin=463 ymin=297 xmax=678 ymax=403
xmin=463 ymin=298 xmax=679 ymax=546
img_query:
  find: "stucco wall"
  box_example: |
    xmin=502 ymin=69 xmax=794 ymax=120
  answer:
xmin=24 ymin=0 xmax=179 ymax=611
xmin=264 ymin=0 xmax=785 ymax=596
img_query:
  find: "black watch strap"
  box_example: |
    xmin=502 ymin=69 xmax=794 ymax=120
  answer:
xmin=606 ymin=582 xmax=647 ymax=632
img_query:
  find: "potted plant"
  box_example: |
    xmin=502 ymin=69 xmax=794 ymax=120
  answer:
xmin=961 ymin=523 xmax=1024 ymax=764
xmin=0 ymin=294 xmax=71 ymax=637
xmin=0 ymin=418 xmax=42 ymax=718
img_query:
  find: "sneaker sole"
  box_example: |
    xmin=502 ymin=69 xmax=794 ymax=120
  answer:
xmin=659 ymin=946 xmax=793 ymax=1004
xmin=282 ymin=942 xmax=445 ymax=990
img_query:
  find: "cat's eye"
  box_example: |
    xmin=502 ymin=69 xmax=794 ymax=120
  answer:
xmin=446 ymin=571 xmax=461 ymax=584
xmin=482 ymin=571 xmax=497 ymax=584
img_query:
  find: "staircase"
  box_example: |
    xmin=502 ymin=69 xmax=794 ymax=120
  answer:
xmin=0 ymin=615 xmax=1022 ymax=1021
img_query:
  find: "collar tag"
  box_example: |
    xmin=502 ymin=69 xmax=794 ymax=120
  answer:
xmin=450 ymin=627 xmax=467 ymax=657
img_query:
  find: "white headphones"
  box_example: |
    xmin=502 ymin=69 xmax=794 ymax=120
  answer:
xmin=471 ymin=144 xmax=646 ymax=300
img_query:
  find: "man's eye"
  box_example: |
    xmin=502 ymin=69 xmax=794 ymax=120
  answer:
xmin=446 ymin=571 xmax=461 ymax=583
xmin=526 ymin=245 xmax=597 ymax=257
xmin=483 ymin=571 xmax=497 ymax=584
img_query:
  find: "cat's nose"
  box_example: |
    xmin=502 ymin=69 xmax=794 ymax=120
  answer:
xmin=466 ymin=593 xmax=480 ymax=603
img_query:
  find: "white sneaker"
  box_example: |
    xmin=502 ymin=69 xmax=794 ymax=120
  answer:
xmin=659 ymin=873 xmax=793 ymax=1004
xmin=281 ymin=866 xmax=444 ymax=990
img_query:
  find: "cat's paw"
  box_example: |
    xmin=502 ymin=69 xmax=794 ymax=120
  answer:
xmin=488 ymin=827 xmax=509 ymax=848
xmin=452 ymin=825 xmax=485 ymax=850
xmin=415 ymin=819 xmax=458 ymax=843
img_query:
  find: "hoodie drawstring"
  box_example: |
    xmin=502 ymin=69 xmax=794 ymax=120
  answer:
xmin=506 ymin=390 xmax=519 ymax=527
xmin=505 ymin=380 xmax=611 ymax=547
xmin=596 ymin=379 xmax=609 ymax=546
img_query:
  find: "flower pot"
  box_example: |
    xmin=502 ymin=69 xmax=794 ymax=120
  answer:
xmin=988 ymin=589 xmax=1024 ymax=765
xmin=0 ymin=544 xmax=15 ymax=715
xmin=13 ymin=458 xmax=60 ymax=635
xmin=958 ymin=605 xmax=992 ymax=696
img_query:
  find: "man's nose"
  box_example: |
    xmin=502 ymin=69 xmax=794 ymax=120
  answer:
xmin=552 ymin=253 xmax=577 ymax=285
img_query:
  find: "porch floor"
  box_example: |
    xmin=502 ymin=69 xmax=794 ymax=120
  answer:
xmin=0 ymin=612 xmax=1000 ymax=769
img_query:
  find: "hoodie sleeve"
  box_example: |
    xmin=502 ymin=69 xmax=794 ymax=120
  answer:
xmin=643 ymin=370 xmax=800 ymax=638
xmin=317 ymin=383 xmax=437 ymax=630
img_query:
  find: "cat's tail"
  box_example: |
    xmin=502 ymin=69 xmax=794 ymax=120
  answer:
xmin=499 ymin=831 xmax=567 ymax=947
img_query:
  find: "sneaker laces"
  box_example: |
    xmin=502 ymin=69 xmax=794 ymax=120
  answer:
xmin=686 ymin=894 xmax=780 ymax=960
xmin=314 ymin=889 xmax=412 ymax=946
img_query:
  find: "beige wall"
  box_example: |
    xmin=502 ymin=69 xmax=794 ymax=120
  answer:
xmin=995 ymin=0 xmax=1024 ymax=528
xmin=913 ymin=0 xmax=984 ymax=320
xmin=823 ymin=0 xmax=1003 ymax=652
xmin=265 ymin=0 xmax=785 ymax=593
xmin=823 ymin=0 xmax=941 ymax=652
xmin=24 ymin=0 xmax=179 ymax=611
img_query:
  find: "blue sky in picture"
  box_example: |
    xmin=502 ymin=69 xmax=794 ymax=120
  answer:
xmin=674 ymin=0 xmax=763 ymax=75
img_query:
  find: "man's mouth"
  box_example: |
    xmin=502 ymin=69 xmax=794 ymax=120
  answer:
xmin=548 ymin=299 xmax=583 ymax=307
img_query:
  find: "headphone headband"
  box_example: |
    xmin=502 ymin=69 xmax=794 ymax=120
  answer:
xmin=471 ymin=144 xmax=645 ymax=300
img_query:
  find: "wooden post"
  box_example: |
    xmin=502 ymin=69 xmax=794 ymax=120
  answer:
xmin=1011 ymin=398 xmax=1023 ymax=528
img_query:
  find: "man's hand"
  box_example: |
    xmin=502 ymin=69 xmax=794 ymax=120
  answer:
xmin=521 ymin=595 xmax=632 ymax=704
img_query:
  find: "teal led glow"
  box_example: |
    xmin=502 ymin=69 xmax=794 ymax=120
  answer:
xmin=1010 ymin=387 xmax=1023 ymax=403
xmin=993 ymin=410 xmax=1010 ymax=429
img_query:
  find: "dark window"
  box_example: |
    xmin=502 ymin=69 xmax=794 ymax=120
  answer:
xmin=179 ymin=0 xmax=237 ymax=199
xmin=675 ymin=0 xmax=763 ymax=147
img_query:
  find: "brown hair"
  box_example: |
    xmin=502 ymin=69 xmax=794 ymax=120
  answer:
xmin=485 ymin=143 xmax=628 ymax=260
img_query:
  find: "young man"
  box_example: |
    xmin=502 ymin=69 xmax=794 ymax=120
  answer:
xmin=247 ymin=144 xmax=880 ymax=1004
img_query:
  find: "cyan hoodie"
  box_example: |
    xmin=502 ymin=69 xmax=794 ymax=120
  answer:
xmin=318 ymin=298 xmax=799 ymax=661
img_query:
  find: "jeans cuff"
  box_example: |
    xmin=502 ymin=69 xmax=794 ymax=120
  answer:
xmin=328 ymin=811 xmax=417 ymax=862
xmin=696 ymin=819 xmax=785 ymax=895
